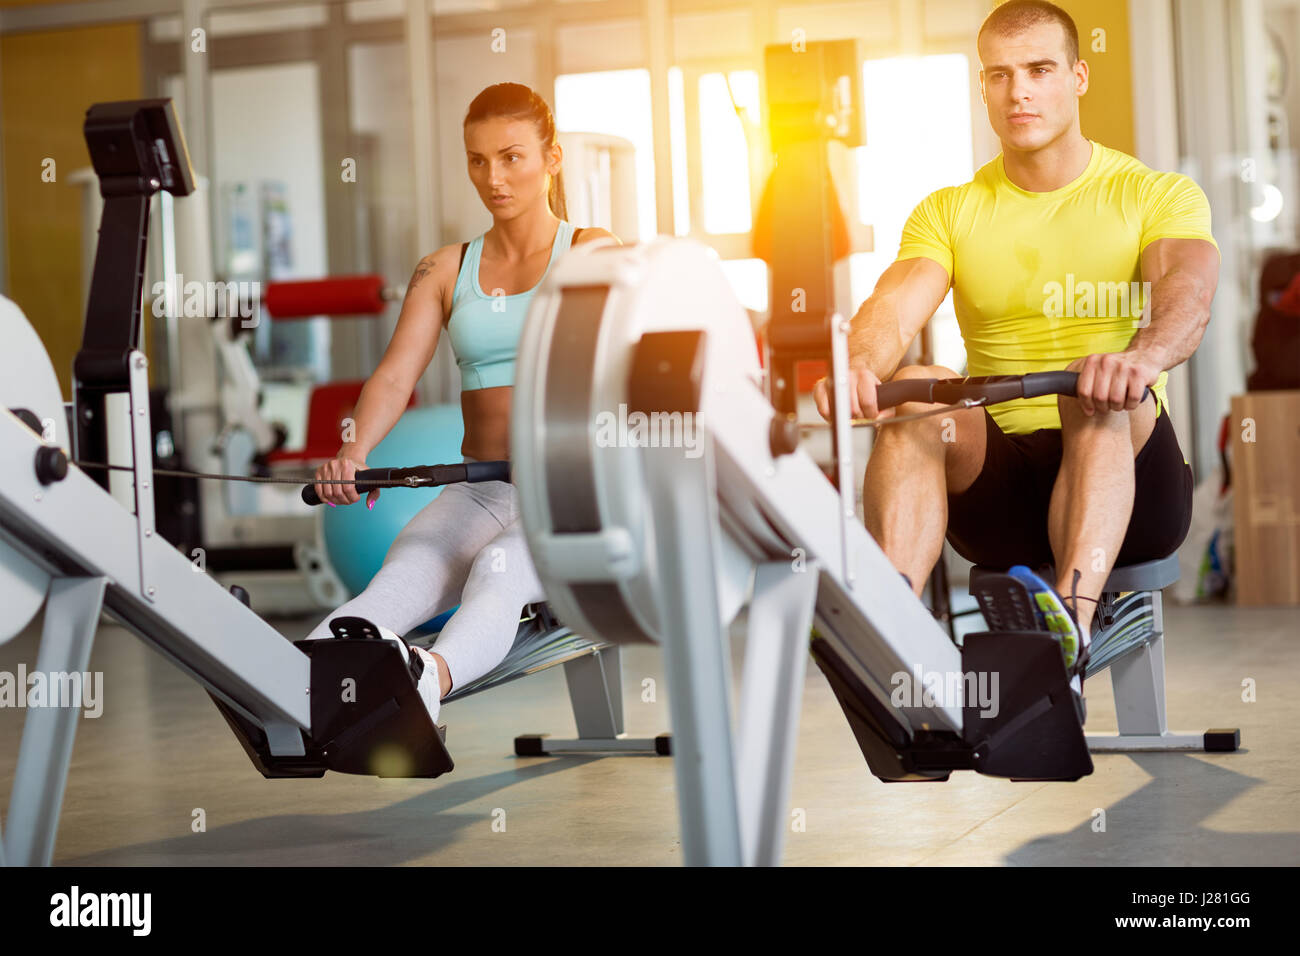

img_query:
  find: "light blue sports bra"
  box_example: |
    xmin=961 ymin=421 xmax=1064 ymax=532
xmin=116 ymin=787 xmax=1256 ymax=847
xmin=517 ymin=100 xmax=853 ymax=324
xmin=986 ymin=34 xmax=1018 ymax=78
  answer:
xmin=447 ymin=221 xmax=578 ymax=390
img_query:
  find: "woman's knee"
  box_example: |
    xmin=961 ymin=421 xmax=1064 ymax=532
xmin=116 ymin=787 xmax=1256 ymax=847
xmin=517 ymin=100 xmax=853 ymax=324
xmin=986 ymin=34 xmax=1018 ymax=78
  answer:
xmin=465 ymin=541 xmax=511 ymax=582
xmin=464 ymin=533 xmax=543 ymax=601
xmin=461 ymin=538 xmax=528 ymax=597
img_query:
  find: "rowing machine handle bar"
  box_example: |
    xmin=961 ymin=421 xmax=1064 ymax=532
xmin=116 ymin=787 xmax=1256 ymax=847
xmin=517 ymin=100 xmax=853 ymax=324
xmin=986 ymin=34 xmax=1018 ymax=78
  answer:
xmin=874 ymin=371 xmax=1150 ymax=410
xmin=302 ymin=467 xmax=386 ymax=506
xmin=301 ymin=460 xmax=511 ymax=506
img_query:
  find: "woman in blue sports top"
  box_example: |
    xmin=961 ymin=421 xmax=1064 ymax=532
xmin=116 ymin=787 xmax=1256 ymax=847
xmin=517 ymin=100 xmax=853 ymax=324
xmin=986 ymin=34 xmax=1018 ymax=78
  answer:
xmin=308 ymin=83 xmax=621 ymax=724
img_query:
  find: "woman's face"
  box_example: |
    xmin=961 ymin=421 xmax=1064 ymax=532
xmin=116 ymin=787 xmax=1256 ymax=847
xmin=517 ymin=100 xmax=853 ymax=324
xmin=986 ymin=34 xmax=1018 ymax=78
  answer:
xmin=465 ymin=117 xmax=559 ymax=217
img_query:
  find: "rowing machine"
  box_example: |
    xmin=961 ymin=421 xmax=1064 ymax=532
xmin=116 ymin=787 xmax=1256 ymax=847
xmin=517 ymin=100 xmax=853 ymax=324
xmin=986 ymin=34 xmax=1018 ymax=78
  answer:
xmin=509 ymin=238 xmax=1111 ymax=865
xmin=0 ymin=100 xmax=542 ymax=865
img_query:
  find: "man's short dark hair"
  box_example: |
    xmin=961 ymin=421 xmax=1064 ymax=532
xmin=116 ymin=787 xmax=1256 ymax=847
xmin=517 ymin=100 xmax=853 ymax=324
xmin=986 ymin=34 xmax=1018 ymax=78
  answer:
xmin=978 ymin=0 xmax=1080 ymax=65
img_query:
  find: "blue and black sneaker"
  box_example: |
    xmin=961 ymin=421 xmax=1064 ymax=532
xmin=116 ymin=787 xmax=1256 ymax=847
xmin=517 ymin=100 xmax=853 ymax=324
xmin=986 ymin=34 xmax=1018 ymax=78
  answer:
xmin=969 ymin=564 xmax=1092 ymax=724
xmin=1007 ymin=565 xmax=1085 ymax=673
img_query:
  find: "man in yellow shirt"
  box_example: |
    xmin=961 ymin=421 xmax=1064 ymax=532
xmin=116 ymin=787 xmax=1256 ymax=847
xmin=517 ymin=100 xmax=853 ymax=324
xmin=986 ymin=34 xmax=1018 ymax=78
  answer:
xmin=814 ymin=0 xmax=1219 ymax=692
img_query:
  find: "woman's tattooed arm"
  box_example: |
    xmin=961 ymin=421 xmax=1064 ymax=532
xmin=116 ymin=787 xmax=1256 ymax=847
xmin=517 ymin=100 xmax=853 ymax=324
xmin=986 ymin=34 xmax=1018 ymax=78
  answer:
xmin=407 ymin=253 xmax=437 ymax=294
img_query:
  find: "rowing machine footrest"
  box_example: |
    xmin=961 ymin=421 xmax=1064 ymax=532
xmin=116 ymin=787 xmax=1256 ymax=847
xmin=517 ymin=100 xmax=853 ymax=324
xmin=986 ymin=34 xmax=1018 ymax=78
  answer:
xmin=961 ymin=630 xmax=1092 ymax=781
xmin=810 ymin=629 xmax=1091 ymax=783
xmin=212 ymin=636 xmax=453 ymax=779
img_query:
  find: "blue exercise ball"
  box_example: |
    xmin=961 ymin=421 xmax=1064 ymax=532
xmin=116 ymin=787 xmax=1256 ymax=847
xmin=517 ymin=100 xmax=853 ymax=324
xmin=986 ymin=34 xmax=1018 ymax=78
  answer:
xmin=321 ymin=404 xmax=465 ymax=634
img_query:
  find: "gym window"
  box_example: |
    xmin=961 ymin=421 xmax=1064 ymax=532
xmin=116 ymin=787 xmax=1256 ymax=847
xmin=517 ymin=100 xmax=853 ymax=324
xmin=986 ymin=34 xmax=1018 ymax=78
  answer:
xmin=851 ymin=53 xmax=975 ymax=372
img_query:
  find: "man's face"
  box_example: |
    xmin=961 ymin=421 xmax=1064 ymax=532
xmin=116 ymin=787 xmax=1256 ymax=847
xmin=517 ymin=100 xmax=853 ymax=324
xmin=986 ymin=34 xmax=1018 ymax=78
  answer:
xmin=978 ymin=21 xmax=1088 ymax=153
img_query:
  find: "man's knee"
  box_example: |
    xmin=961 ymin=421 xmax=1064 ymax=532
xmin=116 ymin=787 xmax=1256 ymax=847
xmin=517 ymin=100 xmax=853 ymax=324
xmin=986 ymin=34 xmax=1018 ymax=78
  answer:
xmin=1059 ymin=385 xmax=1158 ymax=448
xmin=886 ymin=364 xmax=964 ymax=419
xmin=891 ymin=363 xmax=961 ymax=382
xmin=872 ymin=366 xmax=986 ymax=487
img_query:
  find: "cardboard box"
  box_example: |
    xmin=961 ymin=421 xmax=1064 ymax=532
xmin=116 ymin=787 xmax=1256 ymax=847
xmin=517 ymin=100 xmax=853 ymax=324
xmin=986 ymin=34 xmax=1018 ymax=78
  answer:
xmin=1230 ymin=391 xmax=1300 ymax=605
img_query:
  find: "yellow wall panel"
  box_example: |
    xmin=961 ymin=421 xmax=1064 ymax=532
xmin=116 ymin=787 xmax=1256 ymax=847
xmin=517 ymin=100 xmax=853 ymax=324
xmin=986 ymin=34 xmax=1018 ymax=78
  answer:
xmin=985 ymin=0 xmax=1136 ymax=157
xmin=1055 ymin=0 xmax=1135 ymax=156
xmin=2 ymin=22 xmax=142 ymax=396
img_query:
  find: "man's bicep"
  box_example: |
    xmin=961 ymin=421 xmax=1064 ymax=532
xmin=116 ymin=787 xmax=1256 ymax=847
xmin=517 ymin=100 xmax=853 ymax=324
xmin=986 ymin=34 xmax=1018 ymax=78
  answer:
xmin=1141 ymin=237 xmax=1220 ymax=294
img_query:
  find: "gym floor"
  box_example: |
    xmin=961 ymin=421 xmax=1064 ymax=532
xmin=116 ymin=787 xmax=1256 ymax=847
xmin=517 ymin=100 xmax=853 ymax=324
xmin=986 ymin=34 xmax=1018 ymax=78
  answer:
xmin=1 ymin=597 xmax=1295 ymax=866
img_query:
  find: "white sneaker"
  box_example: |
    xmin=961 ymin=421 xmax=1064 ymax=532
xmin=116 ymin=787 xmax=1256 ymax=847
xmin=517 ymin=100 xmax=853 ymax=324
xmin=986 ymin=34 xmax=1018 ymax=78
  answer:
xmin=375 ymin=625 xmax=441 ymax=726
xmin=411 ymin=647 xmax=442 ymax=726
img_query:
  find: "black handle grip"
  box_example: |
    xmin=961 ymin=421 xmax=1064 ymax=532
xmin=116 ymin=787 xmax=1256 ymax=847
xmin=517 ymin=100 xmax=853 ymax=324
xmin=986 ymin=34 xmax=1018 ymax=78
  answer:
xmin=875 ymin=371 xmax=1150 ymax=411
xmin=465 ymin=460 xmax=511 ymax=483
xmin=300 ymin=461 xmax=511 ymax=505
xmin=874 ymin=375 xmax=1030 ymax=409
xmin=873 ymin=379 xmax=938 ymax=408
xmin=1020 ymin=370 xmax=1152 ymax=404
xmin=302 ymin=468 xmax=389 ymax=506
xmin=1020 ymin=371 xmax=1080 ymax=399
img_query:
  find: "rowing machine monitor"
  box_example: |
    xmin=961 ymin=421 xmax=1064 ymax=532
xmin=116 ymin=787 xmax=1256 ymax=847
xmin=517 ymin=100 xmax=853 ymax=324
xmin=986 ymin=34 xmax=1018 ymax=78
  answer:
xmin=74 ymin=99 xmax=197 ymax=493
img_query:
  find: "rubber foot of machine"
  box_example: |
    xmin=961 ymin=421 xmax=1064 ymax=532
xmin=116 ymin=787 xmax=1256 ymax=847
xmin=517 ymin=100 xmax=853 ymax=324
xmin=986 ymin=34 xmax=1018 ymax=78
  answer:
xmin=515 ymin=734 xmax=548 ymax=756
xmin=1204 ymin=728 xmax=1240 ymax=752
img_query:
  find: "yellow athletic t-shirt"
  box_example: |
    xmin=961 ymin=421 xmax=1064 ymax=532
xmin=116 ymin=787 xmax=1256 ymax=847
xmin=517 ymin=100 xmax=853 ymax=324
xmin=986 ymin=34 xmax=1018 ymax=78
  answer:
xmin=896 ymin=141 xmax=1217 ymax=434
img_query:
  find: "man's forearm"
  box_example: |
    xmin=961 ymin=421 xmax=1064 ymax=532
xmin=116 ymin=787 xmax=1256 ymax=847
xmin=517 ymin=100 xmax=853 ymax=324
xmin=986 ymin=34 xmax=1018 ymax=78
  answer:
xmin=1127 ymin=265 xmax=1213 ymax=370
xmin=847 ymin=295 xmax=909 ymax=379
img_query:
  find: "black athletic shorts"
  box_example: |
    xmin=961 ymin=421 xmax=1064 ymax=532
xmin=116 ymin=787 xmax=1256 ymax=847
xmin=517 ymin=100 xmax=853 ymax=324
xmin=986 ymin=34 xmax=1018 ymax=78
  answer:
xmin=945 ymin=398 xmax=1195 ymax=572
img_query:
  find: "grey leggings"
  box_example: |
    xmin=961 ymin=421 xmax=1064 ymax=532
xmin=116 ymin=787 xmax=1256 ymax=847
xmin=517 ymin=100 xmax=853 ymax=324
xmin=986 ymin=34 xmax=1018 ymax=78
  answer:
xmin=305 ymin=457 xmax=544 ymax=694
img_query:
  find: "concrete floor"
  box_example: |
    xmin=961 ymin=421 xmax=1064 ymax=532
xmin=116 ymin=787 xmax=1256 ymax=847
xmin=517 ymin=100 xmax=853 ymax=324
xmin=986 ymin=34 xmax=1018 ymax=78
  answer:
xmin=1 ymin=599 xmax=1296 ymax=866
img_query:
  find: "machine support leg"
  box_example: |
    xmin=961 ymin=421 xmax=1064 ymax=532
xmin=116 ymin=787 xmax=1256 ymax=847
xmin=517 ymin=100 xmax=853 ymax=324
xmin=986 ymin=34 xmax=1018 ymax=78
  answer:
xmin=513 ymin=646 xmax=669 ymax=756
xmin=646 ymin=445 xmax=744 ymax=866
xmin=736 ymin=562 xmax=818 ymax=866
xmin=1111 ymin=631 xmax=1168 ymax=737
xmin=564 ymin=646 xmax=625 ymax=739
xmin=1086 ymin=591 xmax=1236 ymax=753
xmin=4 ymin=576 xmax=107 ymax=866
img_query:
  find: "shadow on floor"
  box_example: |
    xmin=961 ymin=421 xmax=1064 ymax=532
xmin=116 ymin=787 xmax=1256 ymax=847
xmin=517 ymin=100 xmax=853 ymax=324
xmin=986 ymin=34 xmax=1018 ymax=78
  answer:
xmin=55 ymin=754 xmax=608 ymax=866
xmin=1004 ymin=752 xmax=1293 ymax=865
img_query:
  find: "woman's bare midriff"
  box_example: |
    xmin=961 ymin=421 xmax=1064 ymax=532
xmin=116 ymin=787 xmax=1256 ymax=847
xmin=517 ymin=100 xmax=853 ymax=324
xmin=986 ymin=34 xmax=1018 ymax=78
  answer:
xmin=459 ymin=385 xmax=513 ymax=461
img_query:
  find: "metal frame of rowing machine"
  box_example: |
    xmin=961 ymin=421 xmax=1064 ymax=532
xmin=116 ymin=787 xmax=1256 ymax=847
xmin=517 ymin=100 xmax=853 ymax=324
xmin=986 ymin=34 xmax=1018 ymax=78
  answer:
xmin=509 ymin=42 xmax=1087 ymax=864
xmin=434 ymin=604 xmax=670 ymax=758
xmin=0 ymin=99 xmax=651 ymax=866
xmin=0 ymin=100 xmax=316 ymax=866
xmin=513 ymin=239 xmax=1097 ymax=867
xmin=0 ymin=322 xmax=314 ymax=865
